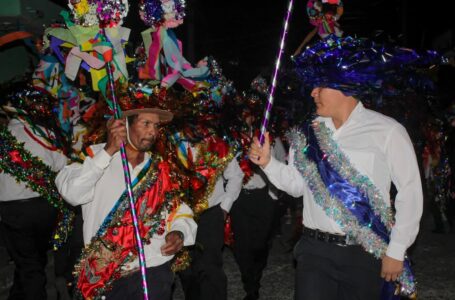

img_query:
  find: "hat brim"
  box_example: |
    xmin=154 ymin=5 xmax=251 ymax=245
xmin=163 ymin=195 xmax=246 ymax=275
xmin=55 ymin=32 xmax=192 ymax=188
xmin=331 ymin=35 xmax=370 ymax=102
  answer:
xmin=122 ymin=108 xmax=173 ymax=123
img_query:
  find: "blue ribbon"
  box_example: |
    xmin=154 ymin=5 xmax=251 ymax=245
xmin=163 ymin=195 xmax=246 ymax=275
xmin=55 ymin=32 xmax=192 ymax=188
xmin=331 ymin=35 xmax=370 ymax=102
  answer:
xmin=302 ymin=123 xmax=404 ymax=300
xmin=96 ymin=158 xmax=153 ymax=237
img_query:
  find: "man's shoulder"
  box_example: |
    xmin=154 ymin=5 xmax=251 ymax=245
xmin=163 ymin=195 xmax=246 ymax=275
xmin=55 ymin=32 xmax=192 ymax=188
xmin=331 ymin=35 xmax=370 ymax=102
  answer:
xmin=361 ymin=107 xmax=401 ymax=128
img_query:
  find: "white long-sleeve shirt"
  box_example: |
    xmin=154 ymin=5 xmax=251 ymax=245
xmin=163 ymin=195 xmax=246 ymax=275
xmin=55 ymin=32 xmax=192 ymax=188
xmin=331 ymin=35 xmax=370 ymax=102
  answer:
xmin=0 ymin=118 xmax=67 ymax=201
xmin=186 ymin=142 xmax=244 ymax=212
xmin=55 ymin=144 xmax=197 ymax=268
xmin=263 ymin=102 xmax=423 ymax=261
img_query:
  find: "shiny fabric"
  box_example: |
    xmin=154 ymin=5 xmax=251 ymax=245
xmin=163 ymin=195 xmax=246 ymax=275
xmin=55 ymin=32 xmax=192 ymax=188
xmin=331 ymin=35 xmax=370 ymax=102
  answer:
xmin=77 ymin=161 xmax=172 ymax=299
xmin=303 ymin=123 xmax=407 ymax=300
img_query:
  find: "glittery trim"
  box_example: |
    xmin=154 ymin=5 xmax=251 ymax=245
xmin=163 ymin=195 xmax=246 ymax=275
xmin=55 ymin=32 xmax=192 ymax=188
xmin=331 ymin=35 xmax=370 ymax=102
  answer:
xmin=313 ymin=122 xmax=394 ymax=231
xmin=0 ymin=125 xmax=74 ymax=249
xmin=73 ymin=156 xmax=181 ymax=299
xmin=287 ymin=123 xmax=416 ymax=296
xmin=193 ymin=144 xmax=237 ymax=217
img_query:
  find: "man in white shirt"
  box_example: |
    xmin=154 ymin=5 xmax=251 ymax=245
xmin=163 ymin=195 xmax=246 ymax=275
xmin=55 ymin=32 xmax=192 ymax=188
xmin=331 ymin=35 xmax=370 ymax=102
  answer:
xmin=230 ymin=111 xmax=287 ymax=300
xmin=248 ymin=36 xmax=435 ymax=299
xmin=56 ymin=107 xmax=197 ymax=300
xmin=0 ymin=111 xmax=68 ymax=300
xmin=177 ymin=133 xmax=244 ymax=300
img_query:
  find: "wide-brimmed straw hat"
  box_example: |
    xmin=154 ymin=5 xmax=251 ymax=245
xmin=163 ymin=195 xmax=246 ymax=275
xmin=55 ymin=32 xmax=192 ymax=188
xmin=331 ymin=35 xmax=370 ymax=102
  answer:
xmin=122 ymin=107 xmax=173 ymax=123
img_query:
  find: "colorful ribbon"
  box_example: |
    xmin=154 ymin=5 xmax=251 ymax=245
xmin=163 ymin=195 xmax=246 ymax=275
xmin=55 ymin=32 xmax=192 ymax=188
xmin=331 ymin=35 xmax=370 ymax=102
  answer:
xmin=139 ymin=27 xmax=209 ymax=90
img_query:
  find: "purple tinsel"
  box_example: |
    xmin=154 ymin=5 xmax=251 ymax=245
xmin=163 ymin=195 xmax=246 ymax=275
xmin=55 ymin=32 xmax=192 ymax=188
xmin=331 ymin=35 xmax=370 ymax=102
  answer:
xmin=294 ymin=35 xmax=445 ymax=99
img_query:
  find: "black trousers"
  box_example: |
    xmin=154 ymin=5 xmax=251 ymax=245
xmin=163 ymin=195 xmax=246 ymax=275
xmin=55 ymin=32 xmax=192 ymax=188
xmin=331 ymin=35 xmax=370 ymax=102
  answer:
xmin=105 ymin=262 xmax=174 ymax=300
xmin=294 ymin=236 xmax=383 ymax=300
xmin=53 ymin=208 xmax=84 ymax=295
xmin=0 ymin=197 xmax=57 ymax=300
xmin=230 ymin=188 xmax=275 ymax=299
xmin=179 ymin=204 xmax=227 ymax=300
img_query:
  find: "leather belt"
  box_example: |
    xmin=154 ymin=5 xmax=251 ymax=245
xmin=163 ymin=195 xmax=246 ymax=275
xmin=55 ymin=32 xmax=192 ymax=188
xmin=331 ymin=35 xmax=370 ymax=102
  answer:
xmin=302 ymin=227 xmax=347 ymax=246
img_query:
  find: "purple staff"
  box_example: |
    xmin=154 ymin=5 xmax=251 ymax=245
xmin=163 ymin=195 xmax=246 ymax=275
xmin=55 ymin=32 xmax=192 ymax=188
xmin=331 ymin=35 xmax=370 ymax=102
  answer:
xmin=259 ymin=0 xmax=294 ymax=145
xmin=103 ymin=38 xmax=150 ymax=300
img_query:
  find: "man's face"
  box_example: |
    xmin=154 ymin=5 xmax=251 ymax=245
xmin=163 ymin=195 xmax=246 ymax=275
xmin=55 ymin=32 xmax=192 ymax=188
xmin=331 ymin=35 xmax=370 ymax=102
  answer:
xmin=311 ymin=87 xmax=345 ymax=117
xmin=128 ymin=112 xmax=161 ymax=152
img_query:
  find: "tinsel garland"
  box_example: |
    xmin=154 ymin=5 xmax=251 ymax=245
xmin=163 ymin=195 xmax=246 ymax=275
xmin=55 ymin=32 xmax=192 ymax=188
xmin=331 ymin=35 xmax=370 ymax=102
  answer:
xmin=287 ymin=122 xmax=416 ymax=297
xmin=0 ymin=125 xmax=74 ymax=249
xmin=191 ymin=142 xmax=238 ymax=217
xmin=72 ymin=156 xmax=183 ymax=299
xmin=312 ymin=122 xmax=395 ymax=230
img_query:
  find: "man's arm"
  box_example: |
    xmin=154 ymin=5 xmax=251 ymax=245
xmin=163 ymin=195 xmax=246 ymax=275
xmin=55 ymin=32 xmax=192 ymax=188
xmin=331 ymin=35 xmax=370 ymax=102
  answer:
xmin=56 ymin=119 xmax=127 ymax=207
xmin=161 ymin=202 xmax=197 ymax=255
xmin=385 ymin=124 xmax=423 ymax=260
xmin=218 ymin=157 xmax=244 ymax=214
xmin=55 ymin=145 xmax=111 ymax=206
xmin=382 ymin=123 xmax=423 ymax=282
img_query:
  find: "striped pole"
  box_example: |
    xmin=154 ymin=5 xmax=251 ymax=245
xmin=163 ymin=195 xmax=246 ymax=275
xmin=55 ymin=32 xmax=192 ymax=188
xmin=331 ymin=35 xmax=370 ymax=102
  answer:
xmin=259 ymin=0 xmax=294 ymax=145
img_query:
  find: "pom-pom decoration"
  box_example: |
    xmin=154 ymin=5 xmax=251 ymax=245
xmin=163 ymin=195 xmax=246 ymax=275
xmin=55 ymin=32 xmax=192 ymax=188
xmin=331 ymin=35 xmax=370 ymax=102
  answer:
xmin=68 ymin=0 xmax=130 ymax=28
xmin=140 ymin=0 xmax=186 ymax=29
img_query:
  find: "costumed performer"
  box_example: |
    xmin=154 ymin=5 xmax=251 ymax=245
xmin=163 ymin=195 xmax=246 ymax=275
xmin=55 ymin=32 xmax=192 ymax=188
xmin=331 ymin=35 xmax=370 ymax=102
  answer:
xmin=0 ymin=86 xmax=69 ymax=300
xmin=249 ymin=35 xmax=442 ymax=300
xmin=55 ymin=96 xmax=197 ymax=300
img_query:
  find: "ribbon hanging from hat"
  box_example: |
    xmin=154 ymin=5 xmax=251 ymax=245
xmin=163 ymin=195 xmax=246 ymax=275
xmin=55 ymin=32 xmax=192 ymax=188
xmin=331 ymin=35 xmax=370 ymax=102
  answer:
xmin=139 ymin=26 xmax=209 ymax=90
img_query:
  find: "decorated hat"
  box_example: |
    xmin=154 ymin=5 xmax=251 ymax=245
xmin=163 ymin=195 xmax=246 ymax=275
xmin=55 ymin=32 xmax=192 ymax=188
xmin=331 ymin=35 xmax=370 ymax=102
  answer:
xmin=114 ymin=83 xmax=174 ymax=123
xmin=1 ymin=83 xmax=56 ymax=120
xmin=294 ymin=35 xmax=444 ymax=99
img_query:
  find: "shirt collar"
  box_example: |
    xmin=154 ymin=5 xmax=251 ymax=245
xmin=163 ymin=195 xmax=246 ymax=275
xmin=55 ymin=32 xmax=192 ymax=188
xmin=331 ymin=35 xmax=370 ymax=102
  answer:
xmin=319 ymin=101 xmax=364 ymax=135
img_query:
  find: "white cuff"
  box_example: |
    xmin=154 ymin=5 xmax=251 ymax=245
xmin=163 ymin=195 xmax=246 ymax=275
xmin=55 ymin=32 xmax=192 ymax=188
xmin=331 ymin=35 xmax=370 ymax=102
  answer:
xmin=219 ymin=197 xmax=235 ymax=213
xmin=386 ymin=241 xmax=406 ymax=261
xmin=262 ymin=156 xmax=279 ymax=174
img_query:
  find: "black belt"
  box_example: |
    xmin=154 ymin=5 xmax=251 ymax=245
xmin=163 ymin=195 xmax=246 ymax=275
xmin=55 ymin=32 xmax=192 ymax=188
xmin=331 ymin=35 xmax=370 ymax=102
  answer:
xmin=0 ymin=197 xmax=43 ymax=205
xmin=302 ymin=227 xmax=347 ymax=245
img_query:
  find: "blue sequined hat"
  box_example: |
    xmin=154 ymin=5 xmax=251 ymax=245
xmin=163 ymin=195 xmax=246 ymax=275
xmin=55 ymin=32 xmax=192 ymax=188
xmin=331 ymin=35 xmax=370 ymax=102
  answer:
xmin=294 ymin=35 xmax=444 ymax=99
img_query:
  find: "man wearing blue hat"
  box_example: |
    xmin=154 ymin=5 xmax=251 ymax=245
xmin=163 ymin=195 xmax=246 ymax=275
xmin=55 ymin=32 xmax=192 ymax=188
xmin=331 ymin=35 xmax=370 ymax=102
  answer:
xmin=247 ymin=36 xmax=440 ymax=299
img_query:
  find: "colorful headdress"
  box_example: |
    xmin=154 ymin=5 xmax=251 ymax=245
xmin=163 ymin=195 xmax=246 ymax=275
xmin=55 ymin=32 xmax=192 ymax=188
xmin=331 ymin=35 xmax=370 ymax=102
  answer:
xmin=68 ymin=0 xmax=130 ymax=27
xmin=140 ymin=0 xmax=186 ymax=28
xmin=306 ymin=0 xmax=343 ymax=38
xmin=294 ymin=35 xmax=444 ymax=100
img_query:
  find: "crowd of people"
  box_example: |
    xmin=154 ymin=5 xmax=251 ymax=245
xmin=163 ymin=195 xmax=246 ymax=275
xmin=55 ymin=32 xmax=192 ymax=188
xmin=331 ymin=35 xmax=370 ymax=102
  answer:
xmin=1 ymin=1 xmax=455 ymax=300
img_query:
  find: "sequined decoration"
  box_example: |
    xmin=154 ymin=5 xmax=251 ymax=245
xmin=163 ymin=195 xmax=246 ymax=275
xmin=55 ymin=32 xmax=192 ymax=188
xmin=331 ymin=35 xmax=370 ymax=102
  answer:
xmin=313 ymin=121 xmax=395 ymax=231
xmin=140 ymin=0 xmax=186 ymax=28
xmin=287 ymin=123 xmax=416 ymax=296
xmin=72 ymin=155 xmax=183 ymax=299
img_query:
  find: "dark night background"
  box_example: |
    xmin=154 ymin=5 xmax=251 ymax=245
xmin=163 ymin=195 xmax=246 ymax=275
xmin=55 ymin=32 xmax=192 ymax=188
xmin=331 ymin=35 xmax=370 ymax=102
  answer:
xmin=1 ymin=0 xmax=454 ymax=90
xmin=122 ymin=0 xmax=455 ymax=90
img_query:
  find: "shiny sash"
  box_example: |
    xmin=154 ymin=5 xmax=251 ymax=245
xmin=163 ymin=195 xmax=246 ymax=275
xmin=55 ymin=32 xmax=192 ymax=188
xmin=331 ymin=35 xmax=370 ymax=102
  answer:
xmin=289 ymin=122 xmax=416 ymax=299
xmin=74 ymin=159 xmax=177 ymax=299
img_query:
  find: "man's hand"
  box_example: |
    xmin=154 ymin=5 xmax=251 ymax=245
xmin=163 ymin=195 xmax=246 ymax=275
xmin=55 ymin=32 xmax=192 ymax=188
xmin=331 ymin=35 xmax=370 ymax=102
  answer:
xmin=160 ymin=231 xmax=184 ymax=256
xmin=249 ymin=132 xmax=272 ymax=168
xmin=104 ymin=119 xmax=126 ymax=156
xmin=381 ymin=255 xmax=404 ymax=282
